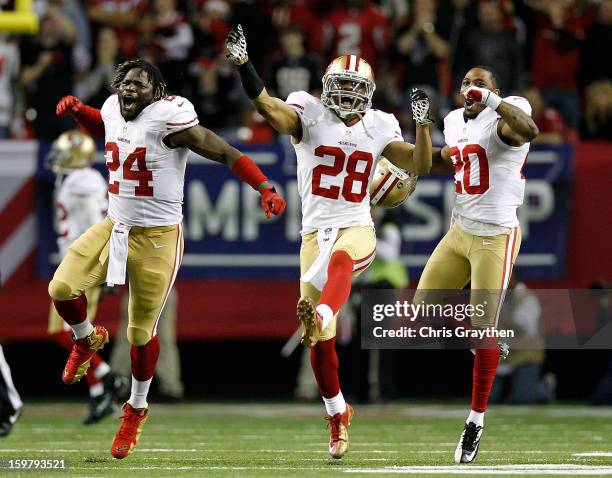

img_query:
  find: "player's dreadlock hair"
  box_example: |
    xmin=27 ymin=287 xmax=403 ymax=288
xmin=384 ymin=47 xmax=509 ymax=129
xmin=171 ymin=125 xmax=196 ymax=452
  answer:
xmin=111 ymin=59 xmax=167 ymax=101
xmin=473 ymin=65 xmax=500 ymax=90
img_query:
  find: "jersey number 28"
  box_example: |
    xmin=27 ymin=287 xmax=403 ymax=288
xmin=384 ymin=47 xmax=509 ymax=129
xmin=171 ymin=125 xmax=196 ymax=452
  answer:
xmin=312 ymin=145 xmax=373 ymax=203
xmin=105 ymin=142 xmax=153 ymax=197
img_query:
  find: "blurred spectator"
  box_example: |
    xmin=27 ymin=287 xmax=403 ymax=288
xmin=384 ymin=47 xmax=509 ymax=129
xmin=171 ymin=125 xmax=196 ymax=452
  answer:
xmin=454 ymin=0 xmax=522 ymax=94
xmin=378 ymin=0 xmax=408 ymax=29
xmin=236 ymin=107 xmax=275 ymax=145
xmin=228 ymin=0 xmax=274 ymax=65
xmin=87 ymin=0 xmax=147 ymax=60
xmin=191 ymin=57 xmax=243 ymax=132
xmin=393 ymin=0 xmax=450 ymax=93
xmin=266 ymin=0 xmax=321 ymax=54
xmin=146 ymin=0 xmax=194 ymax=96
xmin=522 ymin=86 xmax=566 ymax=145
xmin=0 ymin=35 xmax=20 ymax=139
xmin=530 ymin=0 xmax=595 ymax=128
xmin=74 ymin=28 xmax=120 ymax=109
xmin=579 ymin=0 xmax=612 ymax=89
xmin=191 ymin=0 xmax=232 ymax=60
xmin=20 ymin=8 xmax=76 ymax=139
xmin=266 ymin=24 xmax=321 ymax=100
xmin=322 ymin=0 xmax=390 ymax=74
xmin=447 ymin=0 xmax=479 ymax=84
xmin=490 ymin=274 xmax=556 ymax=404
xmin=581 ymin=80 xmax=612 ymax=141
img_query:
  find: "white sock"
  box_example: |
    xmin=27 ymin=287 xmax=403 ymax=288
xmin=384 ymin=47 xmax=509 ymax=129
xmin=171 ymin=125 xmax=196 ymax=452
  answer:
xmin=93 ymin=361 xmax=111 ymax=379
xmin=316 ymin=304 xmax=334 ymax=330
xmin=467 ymin=410 xmax=484 ymax=427
xmin=89 ymin=383 xmax=104 ymax=398
xmin=71 ymin=319 xmax=94 ymax=340
xmin=128 ymin=376 xmax=152 ymax=409
xmin=323 ymin=391 xmax=346 ymax=416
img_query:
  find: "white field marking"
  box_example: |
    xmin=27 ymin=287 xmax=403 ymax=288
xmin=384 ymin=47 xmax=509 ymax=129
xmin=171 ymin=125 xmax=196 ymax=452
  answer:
xmin=23 ymin=402 xmax=612 ymax=419
xmin=574 ymin=453 xmax=612 ymax=457
xmin=70 ymin=466 xmax=335 ymax=471
xmin=364 ymin=459 xmax=389 ymax=461
xmin=343 ymin=465 xmax=612 ymax=475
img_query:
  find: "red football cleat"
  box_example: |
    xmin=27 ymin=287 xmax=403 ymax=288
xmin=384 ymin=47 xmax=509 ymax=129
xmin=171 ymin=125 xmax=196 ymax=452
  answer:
xmin=326 ymin=403 xmax=354 ymax=459
xmin=111 ymin=402 xmax=149 ymax=459
xmin=62 ymin=325 xmax=109 ymax=384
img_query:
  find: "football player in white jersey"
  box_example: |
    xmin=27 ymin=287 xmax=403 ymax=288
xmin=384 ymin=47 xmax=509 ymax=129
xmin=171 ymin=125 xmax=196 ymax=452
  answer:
xmin=418 ymin=66 xmax=538 ymax=464
xmin=50 ymin=59 xmax=286 ymax=459
xmin=47 ymin=130 xmax=128 ymax=425
xmin=226 ymin=25 xmax=432 ymax=459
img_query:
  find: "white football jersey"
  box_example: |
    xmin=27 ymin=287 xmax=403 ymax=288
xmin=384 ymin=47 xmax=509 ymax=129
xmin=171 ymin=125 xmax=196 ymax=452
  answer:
xmin=443 ymin=96 xmax=532 ymax=231
xmin=55 ymin=168 xmax=108 ymax=258
xmin=286 ymin=91 xmax=403 ymax=234
xmin=101 ymin=94 xmax=199 ymax=226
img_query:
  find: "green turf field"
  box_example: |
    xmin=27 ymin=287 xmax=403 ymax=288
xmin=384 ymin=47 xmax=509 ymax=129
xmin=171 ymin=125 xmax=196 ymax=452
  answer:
xmin=0 ymin=403 xmax=611 ymax=477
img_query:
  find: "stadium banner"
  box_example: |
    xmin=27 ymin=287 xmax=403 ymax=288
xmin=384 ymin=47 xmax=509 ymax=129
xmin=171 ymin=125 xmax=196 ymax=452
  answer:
xmin=35 ymin=141 xmax=572 ymax=280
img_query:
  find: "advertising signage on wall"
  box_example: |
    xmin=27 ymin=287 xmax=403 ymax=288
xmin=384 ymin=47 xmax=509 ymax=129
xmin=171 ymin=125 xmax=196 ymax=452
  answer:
xmin=36 ymin=142 xmax=572 ymax=280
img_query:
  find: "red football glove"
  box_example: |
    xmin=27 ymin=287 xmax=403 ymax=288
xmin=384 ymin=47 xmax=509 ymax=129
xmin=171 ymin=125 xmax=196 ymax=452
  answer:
xmin=55 ymin=95 xmax=105 ymax=138
xmin=260 ymin=187 xmax=286 ymax=219
xmin=56 ymin=95 xmax=84 ymax=118
xmin=463 ymin=86 xmax=502 ymax=110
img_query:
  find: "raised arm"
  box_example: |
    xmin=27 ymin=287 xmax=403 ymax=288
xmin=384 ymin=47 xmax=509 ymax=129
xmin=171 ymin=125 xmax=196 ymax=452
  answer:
xmin=55 ymin=96 xmax=105 ymax=139
xmin=382 ymin=88 xmax=433 ymax=175
xmin=464 ymin=86 xmax=539 ymax=146
xmin=166 ymin=125 xmax=286 ymax=218
xmin=225 ymin=25 xmax=302 ymax=140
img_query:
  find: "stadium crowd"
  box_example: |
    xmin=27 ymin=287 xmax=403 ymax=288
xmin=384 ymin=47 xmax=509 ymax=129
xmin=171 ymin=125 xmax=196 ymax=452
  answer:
xmin=3 ymin=0 xmax=611 ymax=143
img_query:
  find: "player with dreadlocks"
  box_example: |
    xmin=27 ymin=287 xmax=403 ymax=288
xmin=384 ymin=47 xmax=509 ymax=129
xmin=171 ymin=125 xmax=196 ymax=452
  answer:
xmin=51 ymin=59 xmax=286 ymax=458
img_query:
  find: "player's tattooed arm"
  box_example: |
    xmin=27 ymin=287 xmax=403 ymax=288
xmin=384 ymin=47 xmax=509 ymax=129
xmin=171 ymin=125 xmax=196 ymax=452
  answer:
xmin=383 ymin=125 xmax=432 ymax=176
xmin=431 ymin=146 xmax=454 ymax=173
xmin=497 ymin=101 xmax=539 ymax=146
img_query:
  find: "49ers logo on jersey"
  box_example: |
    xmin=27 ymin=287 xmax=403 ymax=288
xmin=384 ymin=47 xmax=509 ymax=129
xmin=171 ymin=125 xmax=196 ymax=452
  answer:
xmin=105 ymin=142 xmax=154 ymax=197
xmin=312 ymin=145 xmax=373 ymax=203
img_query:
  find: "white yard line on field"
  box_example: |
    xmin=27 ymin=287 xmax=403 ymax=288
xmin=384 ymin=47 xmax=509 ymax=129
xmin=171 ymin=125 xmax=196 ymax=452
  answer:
xmin=573 ymin=453 xmax=612 ymax=457
xmin=343 ymin=465 xmax=612 ymax=475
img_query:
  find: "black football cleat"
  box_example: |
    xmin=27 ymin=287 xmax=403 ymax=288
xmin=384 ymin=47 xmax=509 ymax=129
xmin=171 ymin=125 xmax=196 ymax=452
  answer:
xmin=454 ymin=421 xmax=483 ymax=464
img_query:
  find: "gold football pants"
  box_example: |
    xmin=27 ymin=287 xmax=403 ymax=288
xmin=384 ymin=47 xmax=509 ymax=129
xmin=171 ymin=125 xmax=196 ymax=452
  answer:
xmin=300 ymin=226 xmax=377 ymax=341
xmin=416 ymin=223 xmax=521 ymax=328
xmin=49 ymin=218 xmax=184 ymax=345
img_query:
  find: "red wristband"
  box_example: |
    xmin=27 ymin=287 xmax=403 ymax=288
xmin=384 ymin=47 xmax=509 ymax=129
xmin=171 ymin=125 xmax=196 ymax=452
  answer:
xmin=231 ymin=155 xmax=268 ymax=191
xmin=74 ymin=104 xmax=105 ymax=139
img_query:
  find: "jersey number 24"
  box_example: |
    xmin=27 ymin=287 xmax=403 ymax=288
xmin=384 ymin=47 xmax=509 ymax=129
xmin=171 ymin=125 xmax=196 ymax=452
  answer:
xmin=105 ymin=142 xmax=153 ymax=197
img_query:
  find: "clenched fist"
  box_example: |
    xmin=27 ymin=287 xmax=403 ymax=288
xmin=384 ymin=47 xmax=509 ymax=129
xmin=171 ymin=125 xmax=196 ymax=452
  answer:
xmin=56 ymin=95 xmax=84 ymax=118
xmin=260 ymin=187 xmax=286 ymax=219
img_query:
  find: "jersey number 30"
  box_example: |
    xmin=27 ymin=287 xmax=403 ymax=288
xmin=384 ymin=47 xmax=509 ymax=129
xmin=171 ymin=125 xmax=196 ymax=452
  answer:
xmin=105 ymin=142 xmax=154 ymax=196
xmin=312 ymin=145 xmax=373 ymax=203
xmin=449 ymin=144 xmax=489 ymax=195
